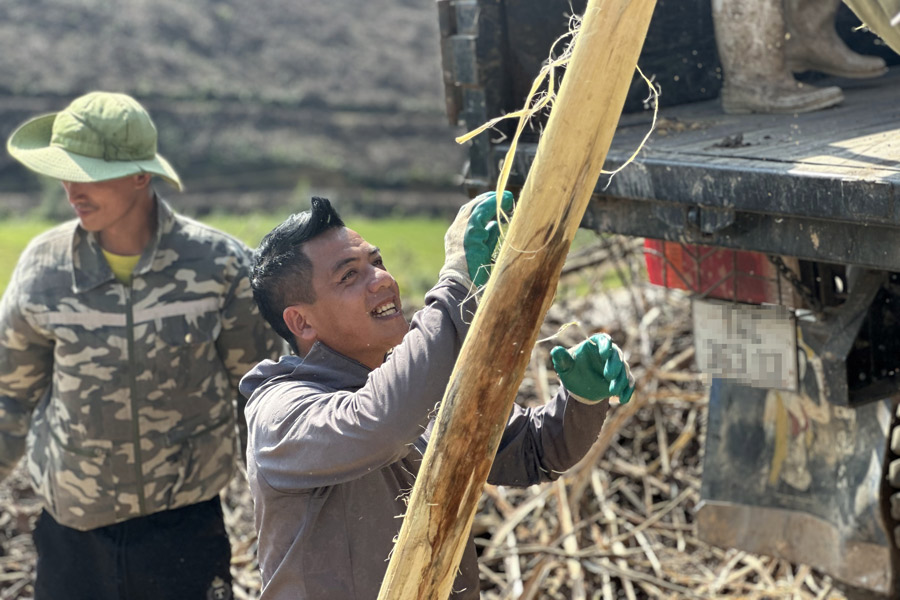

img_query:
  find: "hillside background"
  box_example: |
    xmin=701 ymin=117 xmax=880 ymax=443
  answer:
xmin=0 ymin=0 xmax=468 ymax=218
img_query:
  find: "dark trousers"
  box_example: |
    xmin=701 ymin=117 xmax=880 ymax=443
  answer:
xmin=33 ymin=497 xmax=233 ymax=600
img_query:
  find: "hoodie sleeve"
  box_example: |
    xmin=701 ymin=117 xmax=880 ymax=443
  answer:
xmin=486 ymin=387 xmax=609 ymax=487
xmin=245 ymin=279 xmax=476 ymax=492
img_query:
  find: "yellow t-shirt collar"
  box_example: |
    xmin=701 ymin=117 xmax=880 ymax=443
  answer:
xmin=101 ymin=249 xmax=141 ymax=285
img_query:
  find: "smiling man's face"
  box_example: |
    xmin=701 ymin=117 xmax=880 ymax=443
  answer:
xmin=291 ymin=227 xmax=409 ymax=369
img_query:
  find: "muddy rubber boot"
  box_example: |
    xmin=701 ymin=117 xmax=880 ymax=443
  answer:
xmin=712 ymin=0 xmax=844 ymax=114
xmin=785 ymin=0 xmax=888 ymax=78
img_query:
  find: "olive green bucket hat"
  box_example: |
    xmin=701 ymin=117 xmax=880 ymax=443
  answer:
xmin=6 ymin=91 xmax=182 ymax=190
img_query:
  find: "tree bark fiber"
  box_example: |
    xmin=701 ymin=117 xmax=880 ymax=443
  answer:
xmin=378 ymin=1 xmax=658 ymax=598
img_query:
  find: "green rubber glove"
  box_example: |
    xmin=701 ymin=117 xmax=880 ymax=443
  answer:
xmin=550 ymin=333 xmax=635 ymax=404
xmin=439 ymin=190 xmax=515 ymax=288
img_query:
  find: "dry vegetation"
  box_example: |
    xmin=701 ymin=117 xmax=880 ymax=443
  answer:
xmin=0 ymin=237 xmax=849 ymax=599
xmin=0 ymin=0 xmax=465 ymax=215
xmin=0 ymin=0 xmax=442 ymax=108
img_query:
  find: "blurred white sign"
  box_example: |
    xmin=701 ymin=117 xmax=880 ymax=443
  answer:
xmin=693 ymin=299 xmax=798 ymax=392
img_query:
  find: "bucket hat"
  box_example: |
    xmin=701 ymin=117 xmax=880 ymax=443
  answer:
xmin=7 ymin=91 xmax=182 ymax=190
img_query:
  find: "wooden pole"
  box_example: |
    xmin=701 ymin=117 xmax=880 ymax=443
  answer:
xmin=378 ymin=0 xmax=657 ymax=597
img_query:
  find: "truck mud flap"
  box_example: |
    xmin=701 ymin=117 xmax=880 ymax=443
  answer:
xmin=698 ymin=378 xmax=894 ymax=595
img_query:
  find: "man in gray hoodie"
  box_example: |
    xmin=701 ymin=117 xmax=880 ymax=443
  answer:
xmin=240 ymin=193 xmax=634 ymax=599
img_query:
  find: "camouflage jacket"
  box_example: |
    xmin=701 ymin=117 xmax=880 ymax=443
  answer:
xmin=0 ymin=197 xmax=283 ymax=531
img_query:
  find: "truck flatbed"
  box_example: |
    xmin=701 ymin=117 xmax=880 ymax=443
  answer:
xmin=505 ymin=69 xmax=900 ymax=270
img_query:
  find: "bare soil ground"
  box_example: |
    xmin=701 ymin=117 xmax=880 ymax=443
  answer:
xmin=0 ymin=236 xmax=852 ymax=599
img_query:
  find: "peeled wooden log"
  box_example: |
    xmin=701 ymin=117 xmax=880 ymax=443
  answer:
xmin=377 ymin=0 xmax=658 ymax=598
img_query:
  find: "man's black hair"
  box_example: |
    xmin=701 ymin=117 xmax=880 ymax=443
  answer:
xmin=250 ymin=197 xmax=345 ymax=355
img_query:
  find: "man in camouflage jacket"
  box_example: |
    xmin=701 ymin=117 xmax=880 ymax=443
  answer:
xmin=0 ymin=92 xmax=283 ymax=600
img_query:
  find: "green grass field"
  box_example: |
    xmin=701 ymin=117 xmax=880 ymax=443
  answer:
xmin=0 ymin=213 xmax=616 ymax=312
xmin=0 ymin=214 xmax=448 ymax=306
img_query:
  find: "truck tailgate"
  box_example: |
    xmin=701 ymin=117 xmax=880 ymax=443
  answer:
xmin=505 ymin=70 xmax=900 ymax=269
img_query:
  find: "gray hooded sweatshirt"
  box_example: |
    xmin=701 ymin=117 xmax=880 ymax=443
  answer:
xmin=240 ymin=279 xmax=609 ymax=600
